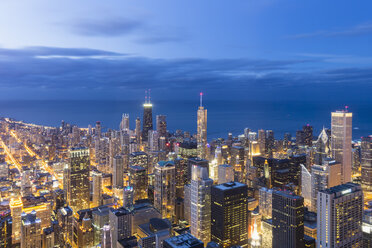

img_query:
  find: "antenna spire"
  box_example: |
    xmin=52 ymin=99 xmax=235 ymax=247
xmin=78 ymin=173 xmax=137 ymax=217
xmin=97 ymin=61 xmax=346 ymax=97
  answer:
xmin=200 ymin=92 xmax=203 ymax=107
xmin=145 ymin=90 xmax=148 ymax=103
xmin=149 ymin=89 xmax=151 ymax=103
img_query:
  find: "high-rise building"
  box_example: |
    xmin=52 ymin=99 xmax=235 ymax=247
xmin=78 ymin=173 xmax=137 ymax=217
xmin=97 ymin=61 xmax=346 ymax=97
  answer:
xmin=331 ymin=109 xmax=352 ymax=184
xmin=266 ymin=130 xmax=275 ymax=157
xmin=136 ymin=117 xmax=141 ymax=144
xmin=129 ymin=152 xmax=149 ymax=172
xmin=10 ymin=197 xmax=23 ymax=245
xmin=156 ymin=115 xmax=167 ymax=138
xmin=154 ymin=161 xmax=176 ymax=221
xmin=174 ymin=158 xmax=187 ymax=198
xmin=302 ymin=124 xmax=313 ymax=147
xmin=217 ymin=164 xmax=233 ymax=184
xmin=142 ymin=92 xmax=153 ymax=142
xmin=21 ymin=211 xmax=42 ymax=248
xmin=96 ymin=121 xmax=102 ymax=138
xmin=187 ymin=158 xmax=209 ymax=184
xmin=197 ymin=93 xmax=208 ymax=159
xmin=362 ymin=210 xmax=372 ymax=248
xmin=129 ymin=165 xmax=148 ymax=202
xmin=163 ymin=233 xmax=204 ymax=248
xmin=109 ymin=207 xmax=132 ymax=248
xmin=92 ymin=170 xmax=102 ymax=208
xmin=258 ymin=129 xmax=266 ymax=156
xmin=361 ymin=136 xmax=372 ymax=192
xmin=211 ymin=182 xmax=248 ymax=248
xmin=101 ymin=224 xmax=111 ymax=248
xmin=261 ymin=219 xmax=273 ymax=248
xmin=230 ymin=146 xmax=245 ymax=183
xmin=259 ymin=187 xmax=273 ymax=219
xmin=317 ymin=183 xmax=363 ymax=247
xmin=272 ymin=190 xmax=304 ymax=248
xmin=184 ymin=184 xmax=191 ymax=224
xmin=148 ymin=130 xmax=159 ymax=151
xmin=120 ymin=113 xmax=130 ymax=131
xmin=190 ymin=165 xmax=213 ymax=244
xmin=113 ymin=155 xmax=124 ymax=188
xmin=301 ymin=164 xmax=312 ymax=209
xmin=314 ymin=128 xmax=331 ymax=165
xmin=310 ymin=158 xmax=341 ymax=212
xmin=0 ymin=210 xmax=12 ymax=248
xmin=66 ymin=147 xmax=90 ymax=212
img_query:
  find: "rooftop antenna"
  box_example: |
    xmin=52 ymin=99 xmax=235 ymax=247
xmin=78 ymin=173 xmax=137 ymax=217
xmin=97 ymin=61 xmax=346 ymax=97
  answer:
xmin=200 ymin=92 xmax=203 ymax=107
xmin=145 ymin=90 xmax=148 ymax=103
xmin=149 ymin=89 xmax=151 ymax=103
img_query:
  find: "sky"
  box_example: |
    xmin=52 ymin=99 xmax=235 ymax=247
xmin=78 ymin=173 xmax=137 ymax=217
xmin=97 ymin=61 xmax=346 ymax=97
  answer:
xmin=0 ymin=0 xmax=372 ymax=101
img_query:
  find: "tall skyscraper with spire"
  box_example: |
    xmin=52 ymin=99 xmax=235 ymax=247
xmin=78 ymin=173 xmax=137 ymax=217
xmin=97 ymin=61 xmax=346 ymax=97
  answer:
xmin=120 ymin=113 xmax=129 ymax=131
xmin=197 ymin=93 xmax=207 ymax=159
xmin=142 ymin=90 xmax=153 ymax=142
xmin=331 ymin=108 xmax=352 ymax=184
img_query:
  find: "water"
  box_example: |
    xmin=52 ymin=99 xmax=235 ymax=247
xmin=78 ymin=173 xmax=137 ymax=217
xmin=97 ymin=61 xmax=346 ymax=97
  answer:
xmin=0 ymin=100 xmax=370 ymax=140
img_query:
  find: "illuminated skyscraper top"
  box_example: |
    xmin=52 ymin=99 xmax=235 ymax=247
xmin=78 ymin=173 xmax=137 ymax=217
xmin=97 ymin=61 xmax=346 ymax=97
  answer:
xmin=331 ymin=107 xmax=352 ymax=184
xmin=142 ymin=90 xmax=153 ymax=142
xmin=197 ymin=92 xmax=207 ymax=159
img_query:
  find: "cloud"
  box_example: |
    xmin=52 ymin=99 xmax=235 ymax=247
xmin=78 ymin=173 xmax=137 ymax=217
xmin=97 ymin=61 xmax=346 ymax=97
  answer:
xmin=287 ymin=22 xmax=372 ymax=39
xmin=71 ymin=18 xmax=144 ymax=36
xmin=68 ymin=17 xmax=187 ymax=44
xmin=0 ymin=46 xmax=371 ymax=100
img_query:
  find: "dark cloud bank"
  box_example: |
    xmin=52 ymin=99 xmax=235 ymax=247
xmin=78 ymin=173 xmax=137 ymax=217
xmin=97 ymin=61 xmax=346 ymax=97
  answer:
xmin=0 ymin=46 xmax=371 ymax=101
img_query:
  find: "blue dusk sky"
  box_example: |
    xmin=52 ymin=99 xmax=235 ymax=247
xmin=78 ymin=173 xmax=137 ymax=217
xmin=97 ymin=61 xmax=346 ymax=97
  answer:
xmin=0 ymin=0 xmax=371 ymax=101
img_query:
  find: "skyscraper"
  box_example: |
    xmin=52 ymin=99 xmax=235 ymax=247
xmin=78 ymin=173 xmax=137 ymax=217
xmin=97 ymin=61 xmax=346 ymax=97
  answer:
xmin=129 ymin=165 xmax=148 ymax=202
xmin=259 ymin=187 xmax=273 ymax=219
xmin=0 ymin=210 xmax=12 ymax=248
xmin=154 ymin=161 xmax=176 ymax=221
xmin=96 ymin=121 xmax=102 ymax=138
xmin=197 ymin=93 xmax=207 ymax=159
xmin=310 ymin=158 xmax=341 ymax=212
xmin=211 ymin=182 xmax=248 ymax=248
xmin=258 ymin=129 xmax=266 ymax=156
xmin=92 ymin=170 xmax=102 ymax=208
xmin=190 ymin=165 xmax=213 ymax=244
xmin=272 ymin=190 xmax=304 ymax=248
xmin=66 ymin=147 xmax=90 ymax=212
xmin=21 ymin=211 xmax=42 ymax=248
xmin=156 ymin=115 xmax=167 ymax=138
xmin=142 ymin=91 xmax=153 ymax=142
xmin=361 ymin=136 xmax=372 ymax=192
xmin=331 ymin=109 xmax=352 ymax=183
xmin=120 ymin=113 xmax=130 ymax=131
xmin=113 ymin=155 xmax=124 ymax=188
xmin=317 ymin=183 xmax=363 ymax=247
xmin=217 ymin=164 xmax=234 ymax=184
xmin=136 ymin=117 xmax=142 ymax=144
xmin=109 ymin=207 xmax=132 ymax=248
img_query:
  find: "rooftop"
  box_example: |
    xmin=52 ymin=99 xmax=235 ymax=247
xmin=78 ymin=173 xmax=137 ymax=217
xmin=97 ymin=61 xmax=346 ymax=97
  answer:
xmin=214 ymin=181 xmax=246 ymax=191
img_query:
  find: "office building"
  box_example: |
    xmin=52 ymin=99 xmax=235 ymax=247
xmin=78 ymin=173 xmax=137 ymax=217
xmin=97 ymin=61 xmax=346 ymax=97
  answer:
xmin=272 ymin=190 xmax=304 ymax=248
xmin=113 ymin=155 xmax=124 ymax=188
xmin=217 ymin=164 xmax=234 ymax=184
xmin=156 ymin=115 xmax=167 ymax=138
xmin=120 ymin=113 xmax=130 ymax=131
xmin=361 ymin=136 xmax=372 ymax=192
xmin=175 ymin=158 xmax=187 ymax=198
xmin=110 ymin=207 xmax=132 ymax=248
xmin=129 ymin=152 xmax=149 ymax=172
xmin=197 ymin=93 xmax=208 ymax=159
xmin=66 ymin=147 xmax=90 ymax=212
xmin=21 ymin=211 xmax=42 ymax=248
xmin=190 ymin=165 xmax=213 ymax=244
xmin=362 ymin=210 xmax=372 ymax=248
xmin=163 ymin=233 xmax=204 ymax=248
xmin=10 ymin=197 xmax=23 ymax=245
xmin=129 ymin=165 xmax=148 ymax=202
xmin=211 ymin=182 xmax=248 ymax=248
xmin=259 ymin=187 xmax=273 ymax=219
xmin=331 ymin=110 xmax=352 ymax=184
xmin=317 ymin=183 xmax=363 ymax=248
xmin=230 ymin=146 xmax=245 ymax=183
xmin=136 ymin=117 xmax=141 ymax=144
xmin=0 ymin=211 xmax=12 ymax=248
xmin=154 ymin=161 xmax=176 ymax=221
xmin=314 ymin=128 xmax=332 ymax=165
xmin=92 ymin=170 xmax=102 ymax=208
xmin=187 ymin=158 xmax=209 ymax=184
xmin=142 ymin=92 xmax=153 ymax=142
xmin=311 ymin=158 xmax=341 ymax=212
